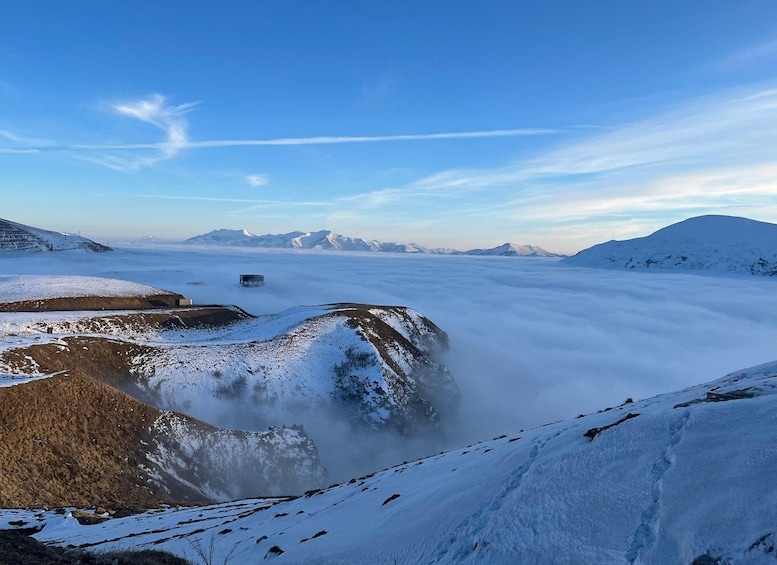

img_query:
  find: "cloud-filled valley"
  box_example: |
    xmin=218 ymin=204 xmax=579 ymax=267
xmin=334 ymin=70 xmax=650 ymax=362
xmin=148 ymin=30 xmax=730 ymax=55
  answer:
xmin=5 ymin=246 xmax=777 ymax=457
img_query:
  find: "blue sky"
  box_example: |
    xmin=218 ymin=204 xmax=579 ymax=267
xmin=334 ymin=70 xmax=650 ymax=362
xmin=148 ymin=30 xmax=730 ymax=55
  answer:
xmin=1 ymin=1 xmax=777 ymax=253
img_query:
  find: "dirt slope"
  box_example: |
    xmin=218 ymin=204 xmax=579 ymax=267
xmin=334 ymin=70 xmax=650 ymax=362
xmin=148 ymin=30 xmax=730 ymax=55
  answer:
xmin=0 ymin=374 xmax=174 ymax=509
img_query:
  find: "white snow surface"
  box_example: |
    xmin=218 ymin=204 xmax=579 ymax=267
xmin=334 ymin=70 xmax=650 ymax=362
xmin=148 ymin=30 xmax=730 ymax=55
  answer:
xmin=0 ymin=274 xmax=171 ymax=303
xmin=564 ymin=215 xmax=777 ymax=275
xmin=4 ymin=360 xmax=776 ymax=564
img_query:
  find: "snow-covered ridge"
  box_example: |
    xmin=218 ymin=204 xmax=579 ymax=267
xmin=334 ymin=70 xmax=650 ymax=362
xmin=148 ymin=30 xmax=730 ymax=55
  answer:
xmin=7 ymin=359 xmax=777 ymax=564
xmin=0 ymin=217 xmax=111 ymax=252
xmin=184 ymin=228 xmax=563 ymax=257
xmin=0 ymin=303 xmax=458 ymax=436
xmin=0 ymin=295 xmax=458 ymax=491
xmin=563 ymin=215 xmax=777 ymax=276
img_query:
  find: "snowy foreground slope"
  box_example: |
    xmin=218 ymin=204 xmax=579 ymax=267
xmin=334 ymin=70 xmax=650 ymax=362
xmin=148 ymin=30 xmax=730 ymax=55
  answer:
xmin=3 ymin=361 xmax=776 ymax=564
xmin=0 ymin=217 xmax=110 ymax=252
xmin=564 ymin=215 xmax=777 ymax=276
xmin=185 ymin=227 xmax=562 ymax=257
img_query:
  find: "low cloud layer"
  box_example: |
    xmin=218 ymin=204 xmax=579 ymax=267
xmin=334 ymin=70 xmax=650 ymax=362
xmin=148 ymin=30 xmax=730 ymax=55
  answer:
xmin=6 ymin=248 xmax=777 ymax=479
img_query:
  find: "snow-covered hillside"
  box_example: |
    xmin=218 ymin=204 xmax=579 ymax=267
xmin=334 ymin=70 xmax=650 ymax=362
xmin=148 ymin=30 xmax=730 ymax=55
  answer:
xmin=184 ymin=227 xmax=561 ymax=256
xmin=6 ymin=359 xmax=776 ymax=564
xmin=0 ymin=371 xmax=325 ymax=507
xmin=0 ymin=217 xmax=111 ymax=252
xmin=1 ymin=303 xmax=458 ymax=437
xmin=564 ymin=215 xmax=777 ymax=276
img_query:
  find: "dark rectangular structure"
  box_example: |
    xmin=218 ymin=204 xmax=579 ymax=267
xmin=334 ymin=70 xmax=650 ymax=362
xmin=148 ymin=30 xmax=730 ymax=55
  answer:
xmin=240 ymin=274 xmax=265 ymax=287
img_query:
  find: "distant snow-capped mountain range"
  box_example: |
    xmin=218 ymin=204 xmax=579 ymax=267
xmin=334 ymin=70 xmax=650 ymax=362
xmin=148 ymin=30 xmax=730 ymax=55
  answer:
xmin=184 ymin=228 xmax=563 ymax=257
xmin=564 ymin=215 xmax=777 ymax=276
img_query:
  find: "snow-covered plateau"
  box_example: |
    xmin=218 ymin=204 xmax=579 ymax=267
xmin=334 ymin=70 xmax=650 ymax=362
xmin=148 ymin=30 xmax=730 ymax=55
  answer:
xmin=564 ymin=215 xmax=777 ymax=276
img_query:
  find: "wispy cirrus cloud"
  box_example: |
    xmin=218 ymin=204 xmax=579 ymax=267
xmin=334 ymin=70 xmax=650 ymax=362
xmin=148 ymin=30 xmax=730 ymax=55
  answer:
xmin=0 ymin=129 xmax=53 ymax=151
xmin=0 ymin=93 xmax=556 ymax=170
xmin=318 ymin=84 xmax=777 ymax=251
xmin=87 ymin=94 xmax=198 ymax=171
xmin=73 ymin=127 xmax=555 ymax=152
xmin=245 ymin=174 xmax=268 ymax=187
xmin=0 ymin=148 xmax=39 ymax=154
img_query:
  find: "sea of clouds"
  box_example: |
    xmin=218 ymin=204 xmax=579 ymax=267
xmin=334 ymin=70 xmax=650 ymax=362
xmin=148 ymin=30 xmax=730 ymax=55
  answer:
xmin=4 ymin=245 xmax=777 ymax=478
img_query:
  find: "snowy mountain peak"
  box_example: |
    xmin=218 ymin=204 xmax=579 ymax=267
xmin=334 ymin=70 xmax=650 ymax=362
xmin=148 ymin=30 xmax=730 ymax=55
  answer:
xmin=650 ymin=214 xmax=777 ymax=245
xmin=563 ymin=214 xmax=777 ymax=276
xmin=0 ymin=217 xmax=111 ymax=252
xmin=465 ymin=242 xmax=562 ymax=257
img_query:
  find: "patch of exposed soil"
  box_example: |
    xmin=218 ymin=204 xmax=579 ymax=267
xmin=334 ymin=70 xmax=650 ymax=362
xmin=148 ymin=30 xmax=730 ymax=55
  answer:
xmin=0 ymin=374 xmax=179 ymax=509
xmin=0 ymin=294 xmax=185 ymax=312
xmin=2 ymin=337 xmax=154 ymax=401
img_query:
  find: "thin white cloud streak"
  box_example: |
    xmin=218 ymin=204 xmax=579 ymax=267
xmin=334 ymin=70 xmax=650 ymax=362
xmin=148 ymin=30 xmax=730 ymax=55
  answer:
xmin=113 ymin=94 xmax=197 ymax=156
xmin=0 ymin=130 xmax=23 ymax=142
xmin=0 ymin=148 xmax=39 ymax=154
xmin=0 ymin=129 xmax=54 ymax=149
xmin=71 ymin=128 xmax=556 ymax=151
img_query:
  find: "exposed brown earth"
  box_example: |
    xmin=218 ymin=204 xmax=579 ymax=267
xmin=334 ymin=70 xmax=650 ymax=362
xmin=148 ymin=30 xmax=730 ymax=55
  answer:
xmin=0 ymin=300 xmax=454 ymax=510
xmin=0 ymin=373 xmax=180 ymax=509
xmin=0 ymin=305 xmax=325 ymax=509
xmin=0 ymin=294 xmax=186 ymax=312
xmin=0 ymin=372 xmax=321 ymax=509
xmin=3 ymin=337 xmax=154 ymax=397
